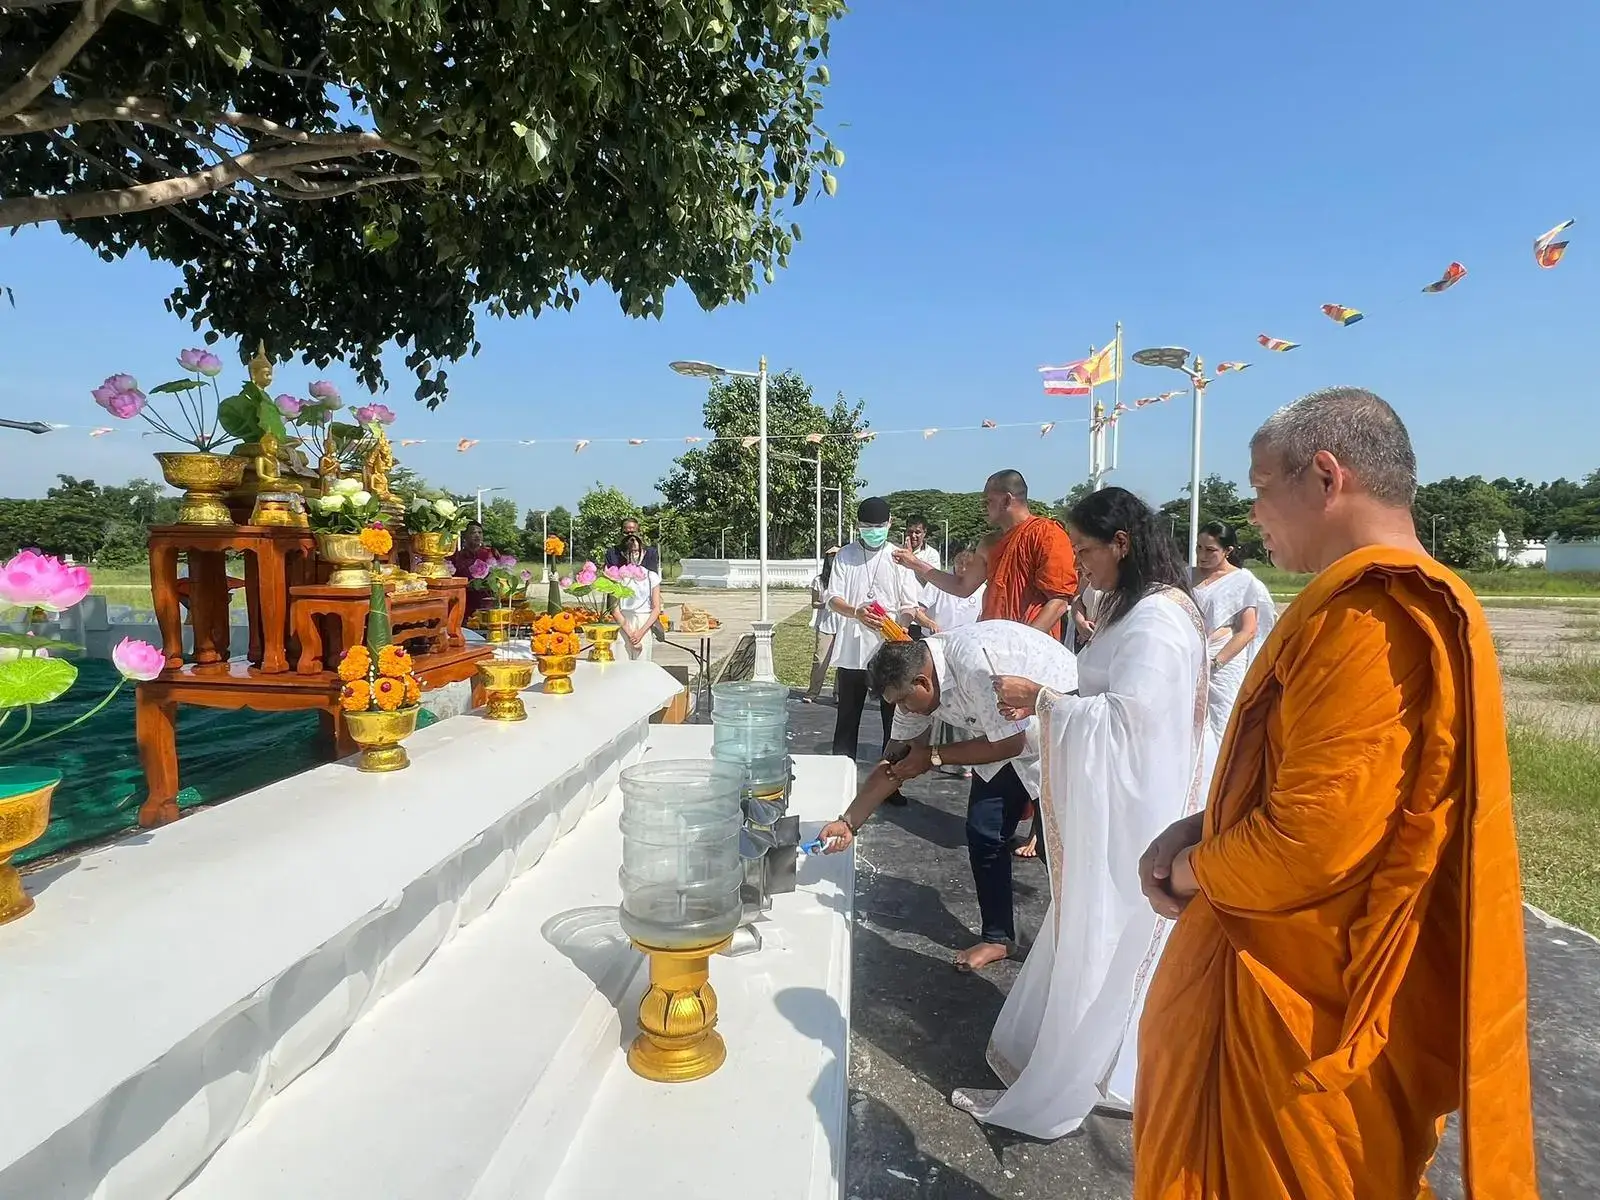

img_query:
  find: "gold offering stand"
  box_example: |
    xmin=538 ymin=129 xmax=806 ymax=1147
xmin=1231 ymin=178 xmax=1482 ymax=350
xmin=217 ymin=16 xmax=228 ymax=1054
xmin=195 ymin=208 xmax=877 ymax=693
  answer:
xmin=627 ymin=935 xmax=734 ymax=1083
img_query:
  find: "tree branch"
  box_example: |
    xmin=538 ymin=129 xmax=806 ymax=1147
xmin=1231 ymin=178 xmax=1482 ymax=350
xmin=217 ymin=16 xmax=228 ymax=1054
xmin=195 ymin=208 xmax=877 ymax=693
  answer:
xmin=0 ymin=0 xmax=124 ymax=121
xmin=48 ymin=127 xmax=227 ymax=244
xmin=0 ymin=96 xmax=169 ymax=137
xmin=0 ymin=136 xmax=406 ymax=227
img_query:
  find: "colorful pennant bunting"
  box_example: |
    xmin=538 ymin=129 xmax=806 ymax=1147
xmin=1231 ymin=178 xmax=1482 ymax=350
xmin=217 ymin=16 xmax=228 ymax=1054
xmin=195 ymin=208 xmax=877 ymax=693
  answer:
xmin=1422 ymin=261 xmax=1467 ymax=293
xmin=1216 ymin=362 xmax=1251 ymax=374
xmin=1535 ymin=219 xmax=1573 ymax=269
xmin=1040 ymin=422 xmax=1056 ymax=437
xmin=456 ymin=438 xmax=477 ymax=452
xmin=89 ymin=426 xmax=112 ymax=437
xmin=1257 ymin=334 xmax=1299 ymax=352
xmin=574 ymin=440 xmax=589 ymax=453
xmin=1321 ymin=303 xmax=1364 ymax=326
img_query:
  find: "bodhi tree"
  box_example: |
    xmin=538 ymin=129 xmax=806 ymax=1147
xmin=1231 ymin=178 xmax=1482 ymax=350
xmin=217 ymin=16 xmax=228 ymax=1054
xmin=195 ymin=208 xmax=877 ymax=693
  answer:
xmin=0 ymin=0 xmax=846 ymax=403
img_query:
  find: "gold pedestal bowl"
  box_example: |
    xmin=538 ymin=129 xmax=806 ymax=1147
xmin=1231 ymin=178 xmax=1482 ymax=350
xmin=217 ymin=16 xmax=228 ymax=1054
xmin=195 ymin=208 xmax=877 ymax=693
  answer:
xmin=478 ymin=658 xmax=536 ymax=721
xmin=316 ymin=531 xmax=376 ymax=588
xmin=536 ymin=653 xmax=578 ymax=695
xmin=582 ymin=623 xmax=622 ymax=663
xmin=0 ymin=767 xmax=59 ymax=926
xmin=344 ymin=705 xmax=421 ymax=772
xmin=157 ymin=452 xmax=246 ymax=527
xmin=627 ymin=936 xmax=734 ymax=1083
xmin=409 ymin=531 xmax=457 ymax=580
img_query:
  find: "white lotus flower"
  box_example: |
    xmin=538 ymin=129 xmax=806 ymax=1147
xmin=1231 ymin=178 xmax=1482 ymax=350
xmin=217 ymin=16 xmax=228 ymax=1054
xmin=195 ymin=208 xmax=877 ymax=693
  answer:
xmin=317 ymin=494 xmax=346 ymax=512
xmin=331 ymin=477 xmax=362 ymax=496
xmin=350 ymin=490 xmax=372 ymax=507
xmin=435 ymin=498 xmax=458 ymax=517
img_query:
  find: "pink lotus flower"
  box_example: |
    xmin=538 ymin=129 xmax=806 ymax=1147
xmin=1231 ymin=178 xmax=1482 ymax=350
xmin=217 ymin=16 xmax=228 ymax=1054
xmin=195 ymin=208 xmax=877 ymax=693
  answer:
xmin=355 ymin=403 xmax=396 ymax=425
xmin=91 ymin=374 xmax=147 ymax=419
xmin=309 ymin=381 xmax=342 ymax=408
xmin=178 ymin=348 xmax=224 ymax=377
xmin=603 ymin=565 xmax=622 ymax=581
xmin=496 ymin=554 xmax=518 ymax=569
xmin=468 ymin=558 xmax=492 ymax=580
xmin=0 ymin=548 xmax=92 ymax=612
xmin=559 ymin=576 xmax=573 ymax=589
xmin=274 ymin=393 xmax=304 ymax=418
xmin=519 ymin=569 xmax=533 ymax=584
xmin=111 ymin=637 xmax=165 ymax=681
xmin=620 ymin=564 xmax=648 ymax=581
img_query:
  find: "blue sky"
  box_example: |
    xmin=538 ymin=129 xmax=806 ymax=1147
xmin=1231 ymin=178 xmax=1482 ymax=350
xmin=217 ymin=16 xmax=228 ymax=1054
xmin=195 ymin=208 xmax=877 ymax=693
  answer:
xmin=3 ymin=0 xmax=1596 ymax=515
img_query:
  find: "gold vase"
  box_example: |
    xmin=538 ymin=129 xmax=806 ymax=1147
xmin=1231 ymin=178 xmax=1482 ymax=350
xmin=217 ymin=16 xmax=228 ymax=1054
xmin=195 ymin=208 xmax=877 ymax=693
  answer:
xmin=536 ymin=653 xmax=578 ymax=695
xmin=344 ymin=705 xmax=420 ymax=772
xmin=409 ymin=530 xmax=457 ymax=579
xmin=478 ymin=658 xmax=536 ymax=721
xmin=627 ymin=936 xmax=733 ymax=1083
xmin=582 ymin=622 xmax=622 ymax=663
xmin=485 ymin=607 xmax=513 ymax=645
xmin=316 ymin=531 xmax=376 ymax=588
xmin=0 ymin=767 xmax=59 ymax=926
xmin=157 ymin=451 xmax=246 ymax=526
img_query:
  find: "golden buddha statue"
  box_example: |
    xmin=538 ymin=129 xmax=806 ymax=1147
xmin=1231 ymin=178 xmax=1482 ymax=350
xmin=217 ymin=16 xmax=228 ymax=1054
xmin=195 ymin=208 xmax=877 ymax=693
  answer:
xmin=248 ymin=341 xmax=273 ymax=389
xmin=363 ymin=426 xmax=395 ymax=500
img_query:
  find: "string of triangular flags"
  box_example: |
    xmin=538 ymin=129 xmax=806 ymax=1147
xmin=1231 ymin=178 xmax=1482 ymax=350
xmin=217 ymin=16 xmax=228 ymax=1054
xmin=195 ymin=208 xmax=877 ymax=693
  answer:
xmin=50 ymin=416 xmax=1089 ymax=447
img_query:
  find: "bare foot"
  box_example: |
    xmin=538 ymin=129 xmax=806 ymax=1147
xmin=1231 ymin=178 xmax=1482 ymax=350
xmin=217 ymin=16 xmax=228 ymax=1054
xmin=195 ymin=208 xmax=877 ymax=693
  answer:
xmin=954 ymin=941 xmax=1010 ymax=972
xmin=1013 ymin=834 xmax=1038 ymax=859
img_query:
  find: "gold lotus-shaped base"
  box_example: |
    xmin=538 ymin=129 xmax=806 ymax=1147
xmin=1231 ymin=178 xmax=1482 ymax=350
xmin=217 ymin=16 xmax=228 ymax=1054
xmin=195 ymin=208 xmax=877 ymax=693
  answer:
xmin=582 ymin=623 xmax=621 ymax=663
xmin=344 ymin=705 xmax=420 ymax=772
xmin=627 ymin=936 xmax=733 ymax=1083
xmin=317 ymin=531 xmax=376 ymax=588
xmin=537 ymin=653 xmax=577 ymax=695
xmin=0 ymin=771 xmax=58 ymax=926
xmin=157 ymin=452 xmax=246 ymax=527
xmin=478 ymin=658 xmax=536 ymax=721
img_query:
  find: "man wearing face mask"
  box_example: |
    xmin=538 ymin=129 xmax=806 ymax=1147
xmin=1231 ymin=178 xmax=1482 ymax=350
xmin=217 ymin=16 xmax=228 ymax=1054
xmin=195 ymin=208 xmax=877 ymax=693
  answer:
xmin=824 ymin=497 xmax=922 ymax=800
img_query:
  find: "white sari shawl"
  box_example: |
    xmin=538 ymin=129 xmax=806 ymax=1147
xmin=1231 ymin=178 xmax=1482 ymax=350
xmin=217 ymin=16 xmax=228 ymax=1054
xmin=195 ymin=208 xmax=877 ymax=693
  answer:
xmin=964 ymin=586 xmax=1211 ymax=1139
xmin=1193 ymin=568 xmax=1277 ymax=741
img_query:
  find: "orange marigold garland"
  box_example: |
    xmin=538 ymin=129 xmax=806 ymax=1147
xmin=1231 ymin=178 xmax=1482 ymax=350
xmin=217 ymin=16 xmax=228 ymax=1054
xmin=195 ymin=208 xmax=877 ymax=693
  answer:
xmin=341 ymin=582 xmax=423 ymax=715
xmin=338 ymin=645 xmax=371 ymax=681
xmin=358 ymin=525 xmax=394 ymax=556
xmin=340 ymin=679 xmax=371 ymax=711
xmin=551 ymin=610 xmax=576 ymax=635
xmin=376 ymin=645 xmax=412 ymax=678
xmin=403 ymin=676 xmax=422 ymax=705
xmin=372 ymin=676 xmax=405 ymax=711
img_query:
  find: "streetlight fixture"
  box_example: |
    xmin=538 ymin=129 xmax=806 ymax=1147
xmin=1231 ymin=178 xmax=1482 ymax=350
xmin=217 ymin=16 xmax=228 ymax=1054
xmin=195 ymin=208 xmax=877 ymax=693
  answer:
xmin=671 ymin=356 xmax=774 ymax=682
xmin=720 ymin=526 xmax=732 ymax=560
xmin=1131 ymin=346 xmax=1209 ymax=568
xmin=0 ymin=419 xmax=51 ymax=435
xmin=474 ymin=485 xmax=505 ymax=524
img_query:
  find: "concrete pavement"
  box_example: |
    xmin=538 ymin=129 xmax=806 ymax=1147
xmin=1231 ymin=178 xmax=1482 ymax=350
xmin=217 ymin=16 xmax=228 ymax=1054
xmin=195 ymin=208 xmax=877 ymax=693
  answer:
xmin=650 ymin=584 xmax=810 ymax=680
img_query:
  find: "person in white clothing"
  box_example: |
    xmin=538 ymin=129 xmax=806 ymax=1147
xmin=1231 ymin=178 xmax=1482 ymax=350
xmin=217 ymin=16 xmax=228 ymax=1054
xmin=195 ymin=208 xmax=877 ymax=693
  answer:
xmin=903 ymin=514 xmax=942 ymax=570
xmin=823 ymin=497 xmax=922 ymax=802
xmin=804 ymin=547 xmax=842 ymax=702
xmin=948 ymin=486 xmax=1212 ymax=1139
xmin=1191 ymin=520 xmax=1278 ymax=741
xmin=817 ymin=620 xmax=1079 ymax=968
xmin=913 ymin=546 xmax=985 ymax=636
xmin=610 ymin=534 xmax=661 ymax=661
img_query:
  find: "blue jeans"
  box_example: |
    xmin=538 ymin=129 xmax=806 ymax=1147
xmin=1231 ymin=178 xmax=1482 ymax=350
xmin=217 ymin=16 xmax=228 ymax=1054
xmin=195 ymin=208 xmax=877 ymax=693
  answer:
xmin=966 ymin=764 xmax=1039 ymax=944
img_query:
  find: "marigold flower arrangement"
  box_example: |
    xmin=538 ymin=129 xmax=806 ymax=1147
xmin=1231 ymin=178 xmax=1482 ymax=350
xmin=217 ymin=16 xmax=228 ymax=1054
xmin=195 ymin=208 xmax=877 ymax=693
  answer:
xmin=544 ymin=535 xmax=566 ymax=558
xmin=337 ymin=584 xmax=423 ymax=714
xmin=358 ymin=526 xmax=394 ymax=556
xmin=530 ymin=630 xmax=581 ymax=658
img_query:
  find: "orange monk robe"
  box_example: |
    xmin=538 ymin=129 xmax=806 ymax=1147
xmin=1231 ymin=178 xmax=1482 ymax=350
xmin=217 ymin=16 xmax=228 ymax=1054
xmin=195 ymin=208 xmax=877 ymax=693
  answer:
xmin=1135 ymin=547 xmax=1537 ymax=1200
xmin=981 ymin=515 xmax=1077 ymax=638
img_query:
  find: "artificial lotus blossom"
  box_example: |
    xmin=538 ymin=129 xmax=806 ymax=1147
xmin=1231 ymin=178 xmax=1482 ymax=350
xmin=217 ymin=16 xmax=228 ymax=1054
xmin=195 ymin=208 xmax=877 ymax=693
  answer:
xmin=274 ymin=394 xmax=304 ymax=418
xmin=111 ymin=637 xmax=165 ymax=681
xmin=91 ymin=374 xmax=147 ymax=420
xmin=0 ymin=549 xmax=92 ymax=612
xmin=355 ymin=403 xmax=396 ymax=425
xmin=309 ymin=381 xmax=341 ymax=406
xmin=468 ymin=558 xmax=492 ymax=580
xmin=178 ymin=348 xmax=224 ymax=377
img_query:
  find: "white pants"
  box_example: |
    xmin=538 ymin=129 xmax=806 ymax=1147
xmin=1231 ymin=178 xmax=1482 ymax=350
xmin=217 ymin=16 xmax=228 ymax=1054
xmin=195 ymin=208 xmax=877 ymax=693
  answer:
xmin=620 ymin=612 xmax=654 ymax=661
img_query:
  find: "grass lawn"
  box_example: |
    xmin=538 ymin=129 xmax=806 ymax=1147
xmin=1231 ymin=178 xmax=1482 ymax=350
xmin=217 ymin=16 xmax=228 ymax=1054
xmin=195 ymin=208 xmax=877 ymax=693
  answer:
xmin=1503 ymin=653 xmax=1600 ymax=703
xmin=771 ymin=608 xmax=821 ymax=689
xmin=1508 ymin=723 xmax=1600 ymax=933
xmin=1254 ymin=564 xmax=1600 ymax=599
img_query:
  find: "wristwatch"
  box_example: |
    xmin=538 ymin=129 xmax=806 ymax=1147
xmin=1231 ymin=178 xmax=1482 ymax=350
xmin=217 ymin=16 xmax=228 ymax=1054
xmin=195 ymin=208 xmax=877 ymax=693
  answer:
xmin=929 ymin=745 xmax=943 ymax=769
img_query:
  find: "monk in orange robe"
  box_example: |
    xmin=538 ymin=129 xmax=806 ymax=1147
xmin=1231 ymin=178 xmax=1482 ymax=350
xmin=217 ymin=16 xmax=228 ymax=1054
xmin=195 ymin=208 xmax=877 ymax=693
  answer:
xmin=1135 ymin=387 xmax=1538 ymax=1199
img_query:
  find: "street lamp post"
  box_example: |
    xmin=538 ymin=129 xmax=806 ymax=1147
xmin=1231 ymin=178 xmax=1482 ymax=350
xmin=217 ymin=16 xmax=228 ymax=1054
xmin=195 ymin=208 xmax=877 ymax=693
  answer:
xmin=773 ymin=445 xmax=824 ymax=568
xmin=824 ymin=485 xmax=843 ymax=548
xmin=0 ymin=419 xmax=51 ymax=435
xmin=474 ymin=486 xmax=505 ymax=524
xmin=720 ymin=526 xmax=731 ymax=560
xmin=672 ymin=357 xmax=775 ymax=681
xmin=1431 ymin=514 xmax=1445 ymax=558
xmin=1131 ymin=346 xmax=1211 ymax=567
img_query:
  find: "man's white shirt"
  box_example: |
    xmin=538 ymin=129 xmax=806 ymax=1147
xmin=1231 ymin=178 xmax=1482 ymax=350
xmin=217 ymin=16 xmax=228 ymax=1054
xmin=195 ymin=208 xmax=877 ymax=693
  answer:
xmin=890 ymin=621 xmax=1079 ymax=799
xmin=823 ymin=540 xmax=922 ymax=671
xmin=911 ymin=542 xmax=942 ymax=570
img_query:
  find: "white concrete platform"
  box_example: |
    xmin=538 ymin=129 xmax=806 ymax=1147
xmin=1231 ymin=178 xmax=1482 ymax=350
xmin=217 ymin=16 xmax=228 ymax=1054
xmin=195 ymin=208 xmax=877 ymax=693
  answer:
xmin=0 ymin=661 xmax=680 ymax=1200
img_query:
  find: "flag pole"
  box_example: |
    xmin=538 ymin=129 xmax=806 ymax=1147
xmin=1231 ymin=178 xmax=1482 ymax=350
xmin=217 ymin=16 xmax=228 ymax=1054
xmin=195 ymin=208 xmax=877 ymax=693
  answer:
xmin=1089 ymin=345 xmax=1104 ymax=491
xmin=1111 ymin=321 xmax=1122 ymax=472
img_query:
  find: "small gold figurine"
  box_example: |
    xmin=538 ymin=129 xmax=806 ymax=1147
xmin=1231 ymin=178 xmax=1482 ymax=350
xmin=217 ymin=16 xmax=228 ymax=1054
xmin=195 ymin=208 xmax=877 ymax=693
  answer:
xmin=248 ymin=341 xmax=273 ymax=390
xmin=363 ymin=426 xmax=395 ymax=500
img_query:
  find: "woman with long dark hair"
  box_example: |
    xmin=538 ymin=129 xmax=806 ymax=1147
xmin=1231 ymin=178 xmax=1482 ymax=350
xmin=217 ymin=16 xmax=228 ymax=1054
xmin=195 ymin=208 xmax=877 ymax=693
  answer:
xmin=1192 ymin=520 xmax=1277 ymax=739
xmin=949 ymin=486 xmax=1213 ymax=1139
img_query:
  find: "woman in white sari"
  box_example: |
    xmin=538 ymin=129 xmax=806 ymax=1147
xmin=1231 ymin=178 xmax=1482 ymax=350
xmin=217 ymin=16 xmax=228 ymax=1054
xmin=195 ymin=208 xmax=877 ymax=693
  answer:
xmin=950 ymin=486 xmax=1212 ymax=1139
xmin=1191 ymin=520 xmax=1277 ymax=741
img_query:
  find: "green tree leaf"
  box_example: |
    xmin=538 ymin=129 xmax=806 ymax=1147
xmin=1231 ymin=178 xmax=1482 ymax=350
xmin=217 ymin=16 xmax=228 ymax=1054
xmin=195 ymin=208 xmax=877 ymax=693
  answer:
xmin=0 ymin=657 xmax=78 ymax=709
xmin=0 ymin=633 xmax=81 ymax=653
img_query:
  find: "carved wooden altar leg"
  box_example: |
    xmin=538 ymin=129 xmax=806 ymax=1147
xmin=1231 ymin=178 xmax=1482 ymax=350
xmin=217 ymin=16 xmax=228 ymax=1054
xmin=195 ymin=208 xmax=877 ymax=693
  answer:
xmin=243 ymin=552 xmax=263 ymax=666
xmin=190 ymin=551 xmax=228 ymax=668
xmin=150 ymin=543 xmax=184 ymax=668
xmin=295 ymin=602 xmax=326 ymax=675
xmin=256 ymin=545 xmax=291 ymax=674
xmin=136 ymin=686 xmax=181 ymax=827
xmin=337 ymin=607 xmax=364 ymax=665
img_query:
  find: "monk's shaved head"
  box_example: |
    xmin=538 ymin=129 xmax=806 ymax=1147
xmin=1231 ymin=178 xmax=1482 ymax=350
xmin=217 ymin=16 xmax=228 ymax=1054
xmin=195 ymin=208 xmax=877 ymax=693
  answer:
xmin=985 ymin=469 xmax=1029 ymax=501
xmin=1251 ymin=387 xmax=1416 ymax=508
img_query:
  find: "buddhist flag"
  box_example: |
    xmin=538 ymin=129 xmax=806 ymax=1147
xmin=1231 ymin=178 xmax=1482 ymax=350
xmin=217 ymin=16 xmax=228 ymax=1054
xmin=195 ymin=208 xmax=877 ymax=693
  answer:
xmin=923 ymin=428 xmax=938 ymax=439
xmin=1422 ymin=261 xmax=1467 ymax=293
xmin=628 ymin=438 xmax=645 ymax=446
xmin=1258 ymin=333 xmax=1299 ymax=352
xmin=89 ymin=426 xmax=113 ymax=437
xmin=517 ymin=439 xmax=536 ymax=445
xmin=855 ymin=430 xmax=877 ymax=443
xmin=1040 ymin=362 xmax=1090 ymax=396
xmin=1040 ymin=422 xmax=1056 ymax=437
xmin=574 ymin=440 xmax=589 ymax=454
xmin=456 ymin=438 xmax=477 ymax=452
xmin=1082 ymin=333 xmax=1121 ymax=387
xmin=1321 ymin=303 xmax=1364 ymax=326
xmin=1535 ymin=219 xmax=1573 ymax=269
xmin=982 ymin=419 xmax=997 ymax=428
xmin=400 ymin=438 xmax=425 ymax=447
xmin=805 ymin=432 xmax=825 ymax=444
xmin=684 ymin=436 xmax=703 ymax=444
xmin=1216 ymin=362 xmax=1251 ymax=374
xmin=741 ymin=435 xmax=759 ymax=448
